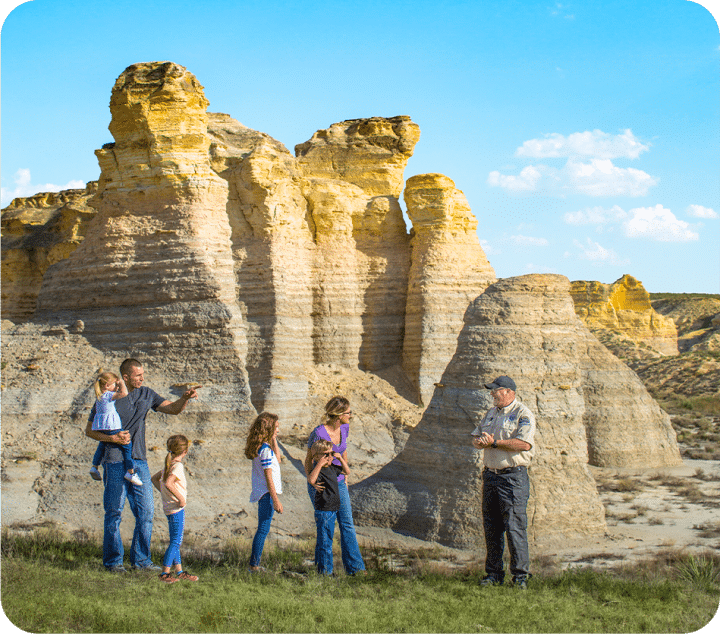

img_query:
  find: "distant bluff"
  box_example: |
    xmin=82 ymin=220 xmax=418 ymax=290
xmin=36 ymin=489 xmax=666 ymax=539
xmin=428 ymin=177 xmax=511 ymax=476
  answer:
xmin=1 ymin=62 xmax=680 ymax=546
xmin=570 ymin=275 xmax=678 ymax=356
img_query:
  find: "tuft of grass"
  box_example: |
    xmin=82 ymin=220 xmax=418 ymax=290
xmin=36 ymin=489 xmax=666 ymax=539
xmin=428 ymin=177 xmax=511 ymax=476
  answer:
xmin=676 ymin=555 xmax=720 ymax=590
xmin=615 ymin=477 xmax=644 ymax=492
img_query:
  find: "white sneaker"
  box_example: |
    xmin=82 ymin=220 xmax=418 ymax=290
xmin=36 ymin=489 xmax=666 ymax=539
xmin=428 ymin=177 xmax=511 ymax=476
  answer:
xmin=124 ymin=472 xmax=143 ymax=486
xmin=90 ymin=466 xmax=102 ymax=481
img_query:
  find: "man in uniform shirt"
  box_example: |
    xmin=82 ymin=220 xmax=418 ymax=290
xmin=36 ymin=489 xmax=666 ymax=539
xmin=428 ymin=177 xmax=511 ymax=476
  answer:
xmin=471 ymin=375 xmax=536 ymax=589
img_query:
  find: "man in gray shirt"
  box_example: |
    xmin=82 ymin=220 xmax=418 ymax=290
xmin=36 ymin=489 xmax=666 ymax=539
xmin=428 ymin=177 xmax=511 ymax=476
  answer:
xmin=472 ymin=375 xmax=536 ymax=589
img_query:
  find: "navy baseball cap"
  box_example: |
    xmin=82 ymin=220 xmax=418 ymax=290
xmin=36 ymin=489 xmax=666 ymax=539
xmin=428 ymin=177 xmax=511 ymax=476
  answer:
xmin=484 ymin=376 xmax=516 ymax=391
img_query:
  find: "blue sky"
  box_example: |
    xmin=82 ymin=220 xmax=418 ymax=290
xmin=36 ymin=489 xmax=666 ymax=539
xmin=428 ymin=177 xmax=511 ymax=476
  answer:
xmin=1 ymin=0 xmax=719 ymax=293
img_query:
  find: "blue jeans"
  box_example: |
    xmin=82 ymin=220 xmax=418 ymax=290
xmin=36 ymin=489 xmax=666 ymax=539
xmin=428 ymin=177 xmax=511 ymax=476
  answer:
xmin=163 ymin=509 xmax=185 ymax=569
xmin=93 ymin=431 xmax=134 ymax=474
xmin=102 ymin=460 xmax=154 ymax=568
xmin=306 ymin=480 xmax=365 ymax=574
xmin=314 ymin=510 xmax=337 ymax=574
xmin=482 ymin=466 xmax=530 ymax=581
xmin=250 ymin=493 xmax=274 ymax=567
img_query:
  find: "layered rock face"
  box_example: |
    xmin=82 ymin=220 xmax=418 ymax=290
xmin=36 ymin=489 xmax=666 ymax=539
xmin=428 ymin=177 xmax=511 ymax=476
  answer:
xmin=205 ymin=113 xmax=421 ymax=417
xmin=580 ymin=329 xmax=681 ymax=467
xmin=207 ymin=112 xmax=315 ymax=418
xmin=1 ymin=184 xmax=97 ymax=321
xmin=571 ymin=275 xmax=678 ymax=356
xmin=352 ymin=275 xmax=608 ymax=548
xmin=402 ymin=174 xmax=496 ymax=405
xmin=297 ymin=116 xmax=419 ymax=373
xmin=34 ymin=62 xmax=251 ymax=391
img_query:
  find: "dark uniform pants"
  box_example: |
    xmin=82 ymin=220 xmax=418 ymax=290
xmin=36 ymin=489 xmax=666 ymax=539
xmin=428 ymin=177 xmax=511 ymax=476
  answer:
xmin=482 ymin=466 xmax=530 ymax=581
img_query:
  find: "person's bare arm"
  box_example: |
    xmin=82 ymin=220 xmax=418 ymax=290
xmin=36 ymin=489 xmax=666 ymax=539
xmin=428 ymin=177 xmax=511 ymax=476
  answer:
xmin=472 ymin=432 xmax=530 ymax=452
xmin=334 ymin=452 xmax=350 ymax=477
xmin=305 ymin=449 xmax=325 ymax=491
xmin=308 ymin=454 xmax=333 ymax=485
xmin=271 ymin=435 xmax=282 ymax=464
xmin=111 ymin=378 xmax=128 ymax=401
xmin=496 ymin=438 xmax=532 ymax=452
xmin=163 ymin=474 xmax=186 ymax=508
xmin=151 ymin=470 xmax=163 ymax=493
xmin=156 ymin=387 xmax=202 ymax=415
xmin=264 ymin=468 xmax=283 ymax=513
xmin=85 ymin=419 xmax=130 ymax=444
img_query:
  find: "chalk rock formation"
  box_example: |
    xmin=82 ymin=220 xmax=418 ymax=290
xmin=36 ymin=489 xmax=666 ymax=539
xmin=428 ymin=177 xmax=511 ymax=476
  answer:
xmin=402 ymin=174 xmax=496 ymax=405
xmin=296 ymin=116 xmax=420 ymax=197
xmin=34 ymin=62 xmax=252 ymax=394
xmin=206 ymin=112 xmax=314 ymax=418
xmin=1 ymin=184 xmax=98 ymax=321
xmin=204 ymin=112 xmax=422 ymax=417
xmin=571 ymin=275 xmax=678 ymax=356
xmin=297 ymin=116 xmax=419 ymax=374
xmin=580 ymin=329 xmax=682 ymax=467
xmin=353 ymin=274 xmax=606 ymax=548
xmin=352 ymin=274 xmax=681 ymax=547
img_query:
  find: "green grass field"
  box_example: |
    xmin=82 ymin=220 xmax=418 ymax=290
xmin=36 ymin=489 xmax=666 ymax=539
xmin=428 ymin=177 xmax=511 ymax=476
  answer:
xmin=2 ymin=526 xmax=718 ymax=633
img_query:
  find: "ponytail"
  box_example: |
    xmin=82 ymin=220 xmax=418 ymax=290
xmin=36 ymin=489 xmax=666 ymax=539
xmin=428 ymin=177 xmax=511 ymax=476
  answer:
xmin=94 ymin=371 xmax=119 ymax=399
xmin=163 ymin=434 xmax=190 ymax=479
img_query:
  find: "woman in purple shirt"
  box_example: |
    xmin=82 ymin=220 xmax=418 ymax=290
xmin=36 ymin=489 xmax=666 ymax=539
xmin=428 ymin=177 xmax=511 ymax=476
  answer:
xmin=304 ymin=396 xmax=366 ymax=575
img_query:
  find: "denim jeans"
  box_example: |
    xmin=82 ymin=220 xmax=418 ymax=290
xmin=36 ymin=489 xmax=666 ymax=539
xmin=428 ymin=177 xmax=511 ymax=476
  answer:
xmin=250 ymin=492 xmax=274 ymax=567
xmin=482 ymin=466 xmax=530 ymax=581
xmin=163 ymin=509 xmax=185 ymax=569
xmin=93 ymin=431 xmax=134 ymax=474
xmin=306 ymin=479 xmax=365 ymax=574
xmin=102 ymin=460 xmax=154 ymax=568
xmin=314 ymin=510 xmax=337 ymax=574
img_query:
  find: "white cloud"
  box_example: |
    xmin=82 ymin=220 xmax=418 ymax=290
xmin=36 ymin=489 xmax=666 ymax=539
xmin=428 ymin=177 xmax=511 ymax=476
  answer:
xmin=516 ymin=129 xmax=649 ymax=160
xmin=564 ymin=158 xmax=657 ymax=196
xmin=564 ymin=205 xmax=628 ymax=225
xmin=686 ymin=204 xmax=718 ymax=219
xmin=479 ymin=239 xmax=500 ymax=256
xmin=573 ymin=238 xmax=629 ymax=266
xmin=622 ymin=204 xmax=699 ymax=242
xmin=488 ymin=158 xmax=656 ymax=197
xmin=487 ymin=165 xmax=542 ymax=191
xmin=1 ymin=168 xmax=85 ymax=207
xmin=510 ymin=234 xmax=549 ymax=247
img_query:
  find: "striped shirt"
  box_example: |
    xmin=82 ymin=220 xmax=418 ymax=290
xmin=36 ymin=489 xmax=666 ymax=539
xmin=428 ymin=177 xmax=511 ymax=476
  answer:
xmin=250 ymin=443 xmax=282 ymax=503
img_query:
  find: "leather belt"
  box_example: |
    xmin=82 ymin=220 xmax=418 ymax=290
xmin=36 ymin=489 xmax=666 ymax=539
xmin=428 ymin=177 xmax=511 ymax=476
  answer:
xmin=484 ymin=466 xmax=526 ymax=474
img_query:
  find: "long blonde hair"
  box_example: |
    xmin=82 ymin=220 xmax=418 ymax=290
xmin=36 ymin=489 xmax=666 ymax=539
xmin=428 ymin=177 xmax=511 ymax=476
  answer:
xmin=244 ymin=412 xmax=278 ymax=459
xmin=94 ymin=371 xmax=120 ymax=399
xmin=163 ymin=434 xmax=190 ymax=479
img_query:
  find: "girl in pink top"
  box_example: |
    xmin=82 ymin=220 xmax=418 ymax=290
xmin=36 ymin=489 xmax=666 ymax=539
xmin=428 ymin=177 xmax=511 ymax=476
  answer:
xmin=151 ymin=434 xmax=198 ymax=583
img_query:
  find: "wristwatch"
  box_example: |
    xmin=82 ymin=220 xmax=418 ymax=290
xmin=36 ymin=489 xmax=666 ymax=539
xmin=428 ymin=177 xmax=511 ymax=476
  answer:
xmin=491 ymin=440 xmax=498 ymax=448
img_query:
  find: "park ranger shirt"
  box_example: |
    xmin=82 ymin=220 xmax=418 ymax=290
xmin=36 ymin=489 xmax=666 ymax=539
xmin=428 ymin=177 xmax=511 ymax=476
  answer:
xmin=472 ymin=398 xmax=536 ymax=470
